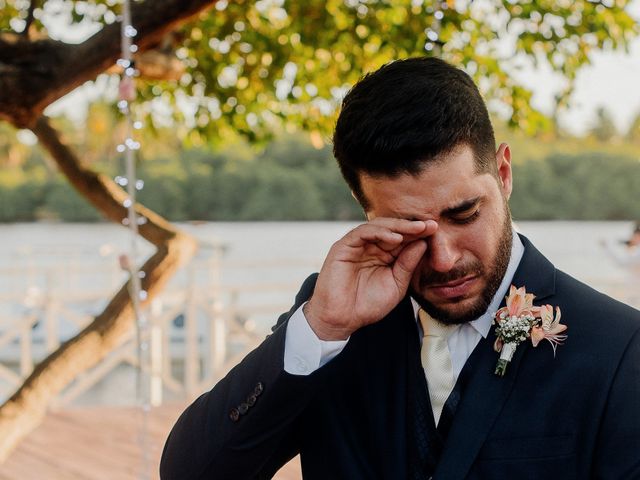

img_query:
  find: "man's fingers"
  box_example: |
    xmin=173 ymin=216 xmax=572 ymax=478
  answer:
xmin=345 ymin=219 xmax=437 ymax=250
xmin=368 ymin=218 xmax=438 ymax=237
xmin=355 ymin=227 xmax=404 ymax=251
xmin=345 ymin=224 xmax=404 ymax=250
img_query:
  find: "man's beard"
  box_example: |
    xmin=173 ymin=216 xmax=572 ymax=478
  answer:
xmin=410 ymin=206 xmax=513 ymax=325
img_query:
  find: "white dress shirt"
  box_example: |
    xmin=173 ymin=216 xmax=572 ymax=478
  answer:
xmin=284 ymin=230 xmax=525 ymax=377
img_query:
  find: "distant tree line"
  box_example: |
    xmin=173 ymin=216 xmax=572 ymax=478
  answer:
xmin=0 ymin=134 xmax=638 ymax=222
xmin=511 ymin=152 xmax=640 ymax=220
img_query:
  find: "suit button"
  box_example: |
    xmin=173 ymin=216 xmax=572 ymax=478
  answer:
xmin=254 ymin=382 xmax=264 ymax=396
xmin=229 ymin=408 xmax=240 ymax=422
xmin=238 ymin=402 xmax=249 ymax=415
xmin=246 ymin=394 xmax=257 ymax=406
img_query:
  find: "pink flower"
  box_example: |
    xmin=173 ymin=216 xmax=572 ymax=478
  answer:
xmin=496 ymin=285 xmax=536 ymax=322
xmin=493 ymin=286 xmax=568 ymax=376
xmin=531 ymin=304 xmax=567 ymax=354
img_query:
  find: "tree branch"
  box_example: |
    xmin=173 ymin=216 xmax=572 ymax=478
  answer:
xmin=0 ymin=0 xmax=217 ymax=128
xmin=31 ymin=116 xmax=183 ymax=246
xmin=0 ymin=114 xmax=199 ymax=462
xmin=0 ymin=0 xmax=210 ymax=461
xmin=22 ymin=0 xmax=38 ymax=38
xmin=0 ymin=232 xmax=197 ymax=462
xmin=106 ymin=48 xmax=186 ymax=81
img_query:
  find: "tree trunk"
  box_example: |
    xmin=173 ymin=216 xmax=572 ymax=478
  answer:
xmin=0 ymin=116 xmax=199 ymax=461
xmin=0 ymin=0 xmax=217 ymax=128
xmin=0 ymin=0 xmax=218 ymax=461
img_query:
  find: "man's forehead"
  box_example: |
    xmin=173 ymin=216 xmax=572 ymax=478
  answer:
xmin=362 ymin=182 xmax=486 ymax=220
xmin=359 ymin=152 xmax=489 ymax=217
xmin=360 ymin=144 xmax=479 ymax=184
xmin=383 ymin=193 xmax=483 ymax=219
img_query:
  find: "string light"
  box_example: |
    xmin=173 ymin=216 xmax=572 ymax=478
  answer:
xmin=425 ymin=1 xmax=444 ymax=55
xmin=116 ymin=1 xmax=152 ymax=479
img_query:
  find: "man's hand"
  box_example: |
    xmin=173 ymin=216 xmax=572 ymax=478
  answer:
xmin=304 ymin=218 xmax=437 ymax=340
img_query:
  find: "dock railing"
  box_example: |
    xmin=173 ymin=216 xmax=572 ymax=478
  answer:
xmin=0 ymin=247 xmax=637 ymax=408
xmin=0 ymin=245 xmax=321 ymax=407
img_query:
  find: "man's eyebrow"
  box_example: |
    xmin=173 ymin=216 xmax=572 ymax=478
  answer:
xmin=441 ymin=197 xmax=482 ymax=217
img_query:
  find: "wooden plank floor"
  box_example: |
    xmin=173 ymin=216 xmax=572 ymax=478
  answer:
xmin=0 ymin=404 xmax=301 ymax=480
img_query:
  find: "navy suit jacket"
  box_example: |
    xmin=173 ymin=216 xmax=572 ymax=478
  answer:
xmin=161 ymin=236 xmax=640 ymax=479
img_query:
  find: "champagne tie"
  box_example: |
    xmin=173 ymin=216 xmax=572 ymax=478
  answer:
xmin=418 ymin=309 xmax=458 ymax=426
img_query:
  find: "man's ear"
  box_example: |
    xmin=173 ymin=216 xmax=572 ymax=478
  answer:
xmin=495 ymin=143 xmax=513 ymax=200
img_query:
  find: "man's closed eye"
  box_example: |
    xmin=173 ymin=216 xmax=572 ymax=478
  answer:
xmin=451 ymin=209 xmax=480 ymax=225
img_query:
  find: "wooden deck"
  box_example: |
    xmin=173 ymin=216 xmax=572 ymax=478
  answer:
xmin=0 ymin=404 xmax=301 ymax=479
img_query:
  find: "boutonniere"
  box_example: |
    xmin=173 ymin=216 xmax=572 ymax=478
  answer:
xmin=493 ymin=285 xmax=568 ymax=376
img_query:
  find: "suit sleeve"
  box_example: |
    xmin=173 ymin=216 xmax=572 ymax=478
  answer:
xmin=160 ymin=274 xmax=321 ymax=480
xmin=592 ymin=326 xmax=640 ymax=479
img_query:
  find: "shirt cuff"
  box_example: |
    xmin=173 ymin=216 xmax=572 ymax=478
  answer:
xmin=283 ymin=303 xmax=349 ymax=375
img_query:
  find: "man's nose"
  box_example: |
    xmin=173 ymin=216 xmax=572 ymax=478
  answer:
xmin=427 ymin=230 xmax=461 ymax=272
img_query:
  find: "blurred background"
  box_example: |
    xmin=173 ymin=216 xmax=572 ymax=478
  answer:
xmin=0 ymin=0 xmax=639 ymax=479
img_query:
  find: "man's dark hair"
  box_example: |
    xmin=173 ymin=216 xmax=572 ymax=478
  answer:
xmin=333 ymin=57 xmax=496 ymax=208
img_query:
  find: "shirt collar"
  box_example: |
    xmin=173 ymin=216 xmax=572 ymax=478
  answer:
xmin=411 ymin=228 xmax=525 ymax=338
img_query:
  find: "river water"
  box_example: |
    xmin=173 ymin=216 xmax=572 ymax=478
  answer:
xmin=1 ymin=220 xmax=637 ymax=293
xmin=0 ymin=221 xmax=638 ymax=404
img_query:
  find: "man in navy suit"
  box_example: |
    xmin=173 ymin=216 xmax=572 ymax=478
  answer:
xmin=161 ymin=57 xmax=640 ymax=479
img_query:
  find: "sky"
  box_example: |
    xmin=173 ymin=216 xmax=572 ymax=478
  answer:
xmin=43 ymin=2 xmax=640 ymax=138
xmin=515 ymin=32 xmax=640 ymax=135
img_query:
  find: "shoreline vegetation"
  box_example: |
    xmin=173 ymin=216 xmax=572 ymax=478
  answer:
xmin=1 ymin=121 xmax=639 ymax=223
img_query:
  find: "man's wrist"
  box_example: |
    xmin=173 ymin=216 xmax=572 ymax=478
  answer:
xmin=303 ymin=300 xmax=352 ymax=341
xmin=284 ymin=303 xmax=349 ymax=375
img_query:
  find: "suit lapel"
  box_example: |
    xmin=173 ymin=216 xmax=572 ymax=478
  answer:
xmin=433 ymin=235 xmax=556 ymax=479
